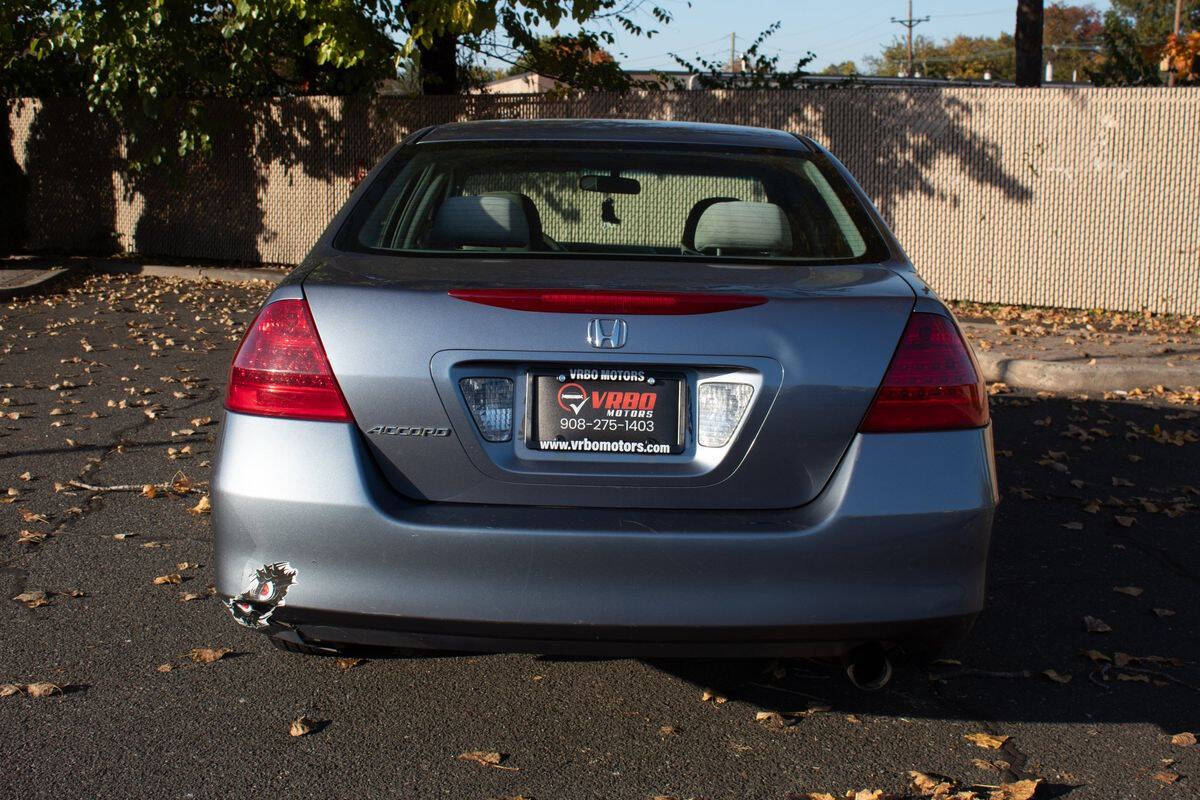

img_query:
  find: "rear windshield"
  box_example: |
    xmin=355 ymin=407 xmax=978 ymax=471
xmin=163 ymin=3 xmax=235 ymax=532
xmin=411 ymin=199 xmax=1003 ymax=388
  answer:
xmin=340 ymin=142 xmax=888 ymax=264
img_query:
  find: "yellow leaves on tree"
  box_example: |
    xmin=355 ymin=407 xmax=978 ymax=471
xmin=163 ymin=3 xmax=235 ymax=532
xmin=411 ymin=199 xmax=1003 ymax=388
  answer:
xmin=1165 ymin=32 xmax=1200 ymax=83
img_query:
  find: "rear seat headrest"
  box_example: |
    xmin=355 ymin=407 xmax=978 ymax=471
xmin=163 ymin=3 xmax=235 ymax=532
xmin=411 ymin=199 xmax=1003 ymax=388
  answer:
xmin=692 ymin=201 xmax=792 ymax=255
xmin=428 ymin=195 xmax=531 ymax=249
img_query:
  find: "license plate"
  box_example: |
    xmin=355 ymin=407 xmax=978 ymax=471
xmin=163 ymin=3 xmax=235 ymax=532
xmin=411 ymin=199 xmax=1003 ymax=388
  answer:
xmin=528 ymin=368 xmax=684 ymax=455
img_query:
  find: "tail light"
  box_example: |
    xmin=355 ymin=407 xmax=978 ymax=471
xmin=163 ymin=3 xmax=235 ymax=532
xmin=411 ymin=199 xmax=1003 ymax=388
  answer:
xmin=225 ymin=299 xmax=353 ymax=422
xmin=448 ymin=288 xmax=766 ymax=315
xmin=859 ymin=312 xmax=988 ymax=433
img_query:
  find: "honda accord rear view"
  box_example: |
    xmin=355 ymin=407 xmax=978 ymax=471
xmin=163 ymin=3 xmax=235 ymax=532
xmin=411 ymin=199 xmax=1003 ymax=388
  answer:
xmin=213 ymin=119 xmax=997 ymax=677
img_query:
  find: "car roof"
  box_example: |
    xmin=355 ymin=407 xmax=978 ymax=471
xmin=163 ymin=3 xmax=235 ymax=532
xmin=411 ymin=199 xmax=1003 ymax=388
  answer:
xmin=416 ymin=119 xmax=809 ymax=151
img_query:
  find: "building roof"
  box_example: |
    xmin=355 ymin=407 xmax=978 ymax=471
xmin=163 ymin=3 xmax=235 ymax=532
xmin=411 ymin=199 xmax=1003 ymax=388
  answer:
xmin=417 ymin=119 xmax=807 ymax=150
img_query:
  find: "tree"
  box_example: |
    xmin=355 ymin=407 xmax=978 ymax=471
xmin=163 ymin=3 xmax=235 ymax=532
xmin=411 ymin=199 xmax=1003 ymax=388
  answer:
xmin=867 ymin=33 xmax=1014 ymax=80
xmin=1088 ymin=9 xmax=1162 ymax=85
xmin=819 ymin=60 xmax=858 ymax=76
xmin=1015 ymin=0 xmax=1044 ymax=86
xmin=1164 ymin=31 xmax=1200 ymax=83
xmin=1043 ymin=3 xmax=1103 ymax=81
xmin=670 ymin=22 xmax=814 ymax=89
xmin=501 ymin=33 xmax=629 ymax=92
xmin=24 ymin=1 xmax=674 ymax=168
xmin=1109 ymin=0 xmax=1200 ymax=42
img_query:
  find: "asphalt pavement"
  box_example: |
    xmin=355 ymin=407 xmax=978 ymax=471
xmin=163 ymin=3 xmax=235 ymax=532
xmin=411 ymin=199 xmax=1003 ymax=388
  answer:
xmin=1 ymin=274 xmax=1198 ymax=800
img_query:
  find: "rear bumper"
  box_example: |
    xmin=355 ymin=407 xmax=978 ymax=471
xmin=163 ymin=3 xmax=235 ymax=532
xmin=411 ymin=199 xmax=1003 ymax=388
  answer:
xmin=213 ymin=413 xmax=997 ymax=657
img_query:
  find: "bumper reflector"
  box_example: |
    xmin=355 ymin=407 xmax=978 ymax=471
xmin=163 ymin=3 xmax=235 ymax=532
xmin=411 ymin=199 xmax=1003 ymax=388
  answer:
xmin=697 ymin=382 xmax=754 ymax=447
xmin=460 ymin=377 xmax=514 ymax=442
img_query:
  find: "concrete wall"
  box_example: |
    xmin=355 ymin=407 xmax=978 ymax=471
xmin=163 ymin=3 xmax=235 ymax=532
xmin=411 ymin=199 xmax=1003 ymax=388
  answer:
xmin=6 ymin=88 xmax=1199 ymax=312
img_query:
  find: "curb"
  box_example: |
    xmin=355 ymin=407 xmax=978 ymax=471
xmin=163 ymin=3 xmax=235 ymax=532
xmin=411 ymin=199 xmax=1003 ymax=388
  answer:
xmin=974 ymin=351 xmax=1200 ymax=395
xmin=0 ymin=266 xmax=75 ymax=299
xmin=95 ymin=262 xmax=286 ymax=283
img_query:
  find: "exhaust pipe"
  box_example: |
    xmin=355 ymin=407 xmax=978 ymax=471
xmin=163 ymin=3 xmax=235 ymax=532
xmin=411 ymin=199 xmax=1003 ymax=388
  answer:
xmin=844 ymin=643 xmax=893 ymax=690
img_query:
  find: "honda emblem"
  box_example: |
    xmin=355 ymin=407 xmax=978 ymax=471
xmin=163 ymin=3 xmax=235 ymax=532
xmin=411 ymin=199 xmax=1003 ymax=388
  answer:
xmin=587 ymin=318 xmax=627 ymax=349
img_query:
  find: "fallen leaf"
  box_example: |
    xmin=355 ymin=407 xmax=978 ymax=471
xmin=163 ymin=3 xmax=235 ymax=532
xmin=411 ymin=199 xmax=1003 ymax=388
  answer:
xmin=700 ymin=689 xmax=727 ymax=704
xmin=179 ymin=592 xmax=203 ymax=602
xmin=1084 ymin=615 xmax=1113 ymax=633
xmin=0 ymin=684 xmax=21 ymax=697
xmin=1112 ymin=586 xmax=1144 ymax=597
xmin=1114 ymin=515 xmax=1136 ymax=527
xmin=1042 ymin=669 xmax=1072 ymax=684
xmin=289 ymin=715 xmax=315 ymax=737
xmin=755 ymin=711 xmax=795 ymax=729
xmin=990 ymin=779 xmax=1040 ymax=800
xmin=1151 ymin=771 xmax=1180 ymax=784
xmin=457 ymin=751 xmax=518 ymax=770
xmin=1117 ymin=672 xmax=1150 ymax=683
xmin=189 ymin=646 xmax=230 ymax=664
xmin=910 ymin=770 xmax=956 ymax=796
xmin=1153 ymin=608 xmax=1176 ymax=618
xmin=19 ymin=471 xmax=31 ymax=481
xmin=112 ymin=532 xmax=136 ymax=540
xmin=190 ymin=416 xmax=213 ymax=427
xmin=334 ymin=657 xmax=362 ymax=671
xmin=189 ymin=495 xmax=211 ymax=514
xmin=1081 ymin=649 xmax=1111 ymax=662
xmin=964 ymin=732 xmax=1010 ymax=749
xmin=152 ymin=573 xmax=182 ymax=586
xmin=13 ymin=590 xmax=49 ymax=608
xmin=1171 ymin=732 xmax=1196 ymax=747
xmin=25 ymin=682 xmax=62 ymax=698
xmin=156 ymin=663 xmax=173 ymax=673
xmin=658 ymin=725 xmax=678 ymax=736
xmin=17 ymin=530 xmax=46 ymax=544
xmin=141 ymin=484 xmax=157 ymax=498
xmin=1062 ymin=521 xmax=1084 ymax=530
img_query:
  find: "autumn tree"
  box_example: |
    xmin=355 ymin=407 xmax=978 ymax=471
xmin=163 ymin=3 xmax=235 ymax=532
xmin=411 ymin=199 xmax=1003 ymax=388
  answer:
xmin=1043 ymin=2 xmax=1103 ymax=81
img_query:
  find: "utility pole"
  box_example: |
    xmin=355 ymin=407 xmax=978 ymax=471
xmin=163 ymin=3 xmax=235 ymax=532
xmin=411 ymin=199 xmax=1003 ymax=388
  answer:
xmin=1014 ymin=0 xmax=1044 ymax=87
xmin=729 ymin=32 xmax=736 ymax=74
xmin=1168 ymin=0 xmax=1183 ymax=87
xmin=891 ymin=1 xmax=930 ymax=78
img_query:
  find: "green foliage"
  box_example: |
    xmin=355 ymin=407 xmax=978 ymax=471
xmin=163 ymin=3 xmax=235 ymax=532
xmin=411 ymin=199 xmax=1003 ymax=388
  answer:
xmin=1088 ymin=9 xmax=1162 ymax=86
xmin=818 ymin=60 xmax=858 ymax=77
xmin=669 ymin=22 xmax=815 ymax=89
xmin=1108 ymin=0 xmax=1200 ymax=42
xmin=868 ymin=32 xmax=1015 ymax=80
xmin=3 ymin=0 xmax=677 ymax=168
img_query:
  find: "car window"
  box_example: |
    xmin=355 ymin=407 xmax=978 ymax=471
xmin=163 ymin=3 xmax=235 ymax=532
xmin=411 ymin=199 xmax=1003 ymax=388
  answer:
xmin=343 ymin=143 xmax=887 ymax=263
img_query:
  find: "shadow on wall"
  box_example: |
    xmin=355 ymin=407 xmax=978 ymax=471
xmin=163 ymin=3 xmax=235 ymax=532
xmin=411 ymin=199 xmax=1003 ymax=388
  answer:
xmin=19 ymin=100 xmax=121 ymax=254
xmin=456 ymin=88 xmax=1035 ymax=229
xmin=0 ymin=102 xmax=31 ymax=254
xmin=131 ymin=97 xmax=390 ymax=264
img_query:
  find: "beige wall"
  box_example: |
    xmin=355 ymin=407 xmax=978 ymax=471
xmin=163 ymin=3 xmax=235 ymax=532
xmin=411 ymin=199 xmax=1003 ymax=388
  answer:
xmin=7 ymin=88 xmax=1199 ymax=313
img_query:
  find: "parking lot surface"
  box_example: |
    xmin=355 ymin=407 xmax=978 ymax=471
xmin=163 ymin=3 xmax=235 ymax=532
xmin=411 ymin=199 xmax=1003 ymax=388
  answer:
xmin=2 ymin=275 xmax=1197 ymax=799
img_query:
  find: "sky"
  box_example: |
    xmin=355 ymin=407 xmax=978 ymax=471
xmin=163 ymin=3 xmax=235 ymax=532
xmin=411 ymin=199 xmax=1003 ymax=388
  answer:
xmin=596 ymin=0 xmax=1113 ymax=73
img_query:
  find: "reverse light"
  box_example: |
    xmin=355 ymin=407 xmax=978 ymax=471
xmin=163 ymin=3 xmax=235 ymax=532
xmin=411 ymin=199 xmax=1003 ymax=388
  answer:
xmin=225 ymin=299 xmax=353 ymax=422
xmin=460 ymin=377 xmax=514 ymax=442
xmin=448 ymin=289 xmax=766 ymax=315
xmin=859 ymin=312 xmax=988 ymax=433
xmin=697 ymin=382 xmax=754 ymax=447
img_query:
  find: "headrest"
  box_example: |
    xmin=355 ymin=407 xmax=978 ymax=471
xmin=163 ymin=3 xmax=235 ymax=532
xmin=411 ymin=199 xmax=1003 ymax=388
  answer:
xmin=692 ymin=201 xmax=792 ymax=255
xmin=428 ymin=195 xmax=531 ymax=249
xmin=682 ymin=197 xmax=737 ymax=250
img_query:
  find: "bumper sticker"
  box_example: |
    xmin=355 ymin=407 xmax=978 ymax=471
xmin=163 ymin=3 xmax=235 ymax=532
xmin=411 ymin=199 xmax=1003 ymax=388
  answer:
xmin=224 ymin=562 xmax=297 ymax=629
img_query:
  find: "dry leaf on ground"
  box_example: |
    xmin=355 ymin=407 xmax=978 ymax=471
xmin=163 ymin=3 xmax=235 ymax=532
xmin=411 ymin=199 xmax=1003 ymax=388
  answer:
xmin=25 ymin=682 xmax=62 ymax=698
xmin=189 ymin=646 xmax=231 ymax=664
xmin=1171 ymin=732 xmax=1196 ymax=747
xmin=289 ymin=715 xmax=316 ymax=737
xmin=334 ymin=657 xmax=362 ymax=671
xmin=1084 ymin=616 xmax=1113 ymax=633
xmin=1042 ymin=669 xmax=1072 ymax=684
xmin=13 ymin=590 xmax=49 ymax=608
xmin=700 ymin=688 xmax=727 ymax=704
xmin=457 ymin=750 xmax=518 ymax=770
xmin=1151 ymin=771 xmax=1180 ymax=784
xmin=189 ymin=495 xmax=211 ymax=514
xmin=909 ymin=771 xmax=956 ymax=796
xmin=0 ymin=684 xmax=22 ymax=697
xmin=1112 ymin=586 xmax=1144 ymax=597
xmin=152 ymin=573 xmax=182 ymax=586
xmin=964 ymin=732 xmax=1010 ymax=749
xmin=989 ymin=779 xmax=1040 ymax=800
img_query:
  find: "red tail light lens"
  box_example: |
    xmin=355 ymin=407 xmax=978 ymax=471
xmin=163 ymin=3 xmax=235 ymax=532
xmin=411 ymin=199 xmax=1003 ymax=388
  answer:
xmin=225 ymin=299 xmax=352 ymax=422
xmin=448 ymin=288 xmax=766 ymax=315
xmin=859 ymin=312 xmax=988 ymax=433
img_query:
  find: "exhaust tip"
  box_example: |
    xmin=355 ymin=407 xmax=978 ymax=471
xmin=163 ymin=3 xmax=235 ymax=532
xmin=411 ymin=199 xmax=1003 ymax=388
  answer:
xmin=845 ymin=643 xmax=893 ymax=691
